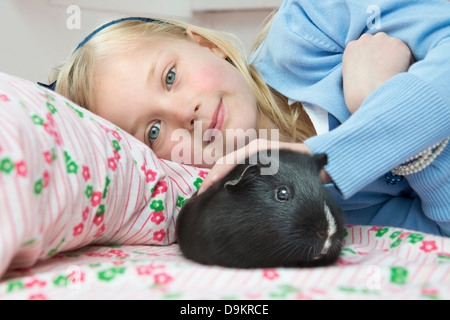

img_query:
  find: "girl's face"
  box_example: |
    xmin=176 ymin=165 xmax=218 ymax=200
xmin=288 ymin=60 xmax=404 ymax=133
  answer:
xmin=93 ymin=30 xmax=259 ymax=168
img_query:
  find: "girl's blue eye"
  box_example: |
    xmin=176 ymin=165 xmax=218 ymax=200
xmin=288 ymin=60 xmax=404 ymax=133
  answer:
xmin=166 ymin=67 xmax=176 ymax=90
xmin=148 ymin=122 xmax=161 ymax=144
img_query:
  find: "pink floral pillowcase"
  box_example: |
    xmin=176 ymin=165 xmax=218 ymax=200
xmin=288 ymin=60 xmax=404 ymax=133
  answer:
xmin=0 ymin=72 xmax=206 ymax=277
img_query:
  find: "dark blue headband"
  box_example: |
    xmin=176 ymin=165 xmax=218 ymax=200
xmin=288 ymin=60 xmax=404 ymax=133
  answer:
xmin=38 ymin=17 xmax=166 ymax=91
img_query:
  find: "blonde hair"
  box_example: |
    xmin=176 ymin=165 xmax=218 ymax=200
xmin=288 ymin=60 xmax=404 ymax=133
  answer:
xmin=50 ymin=16 xmax=315 ymax=143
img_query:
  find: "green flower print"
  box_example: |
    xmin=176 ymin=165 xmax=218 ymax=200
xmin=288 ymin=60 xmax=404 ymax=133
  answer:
xmin=150 ymin=200 xmax=164 ymax=212
xmin=193 ymin=178 xmax=203 ymax=190
xmin=375 ymin=228 xmax=389 ymax=237
xmin=112 ymin=140 xmax=121 ymax=151
xmin=96 ymin=204 xmax=105 ymax=217
xmin=47 ymin=238 xmax=65 ymax=257
xmin=67 ymin=161 xmax=78 ymax=174
xmin=437 ymin=253 xmax=450 ymax=263
xmin=31 ymin=115 xmax=44 ymax=126
xmin=53 ymin=275 xmax=70 ymax=287
xmin=6 ymin=280 xmax=25 ymax=293
xmin=103 ymin=176 xmax=111 ymax=199
xmin=0 ymin=158 xmax=14 ymax=174
xmin=176 ymin=196 xmax=186 ymax=208
xmin=34 ymin=179 xmax=44 ymax=195
xmin=64 ymin=151 xmax=78 ymax=174
xmin=390 ymin=267 xmax=408 ymax=285
xmin=66 ymin=101 xmax=84 ymax=118
xmin=269 ymin=284 xmax=300 ymax=299
xmin=85 ymin=185 xmax=93 ymax=199
xmin=390 ymin=231 xmax=402 ymax=239
xmin=407 ymin=233 xmax=424 ymax=244
xmin=46 ymin=101 xmax=57 ymax=114
xmin=390 ymin=239 xmax=402 ymax=249
xmin=98 ymin=267 xmax=126 ymax=282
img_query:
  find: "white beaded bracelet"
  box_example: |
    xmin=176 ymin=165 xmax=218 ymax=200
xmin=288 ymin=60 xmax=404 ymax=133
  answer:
xmin=391 ymin=137 xmax=449 ymax=176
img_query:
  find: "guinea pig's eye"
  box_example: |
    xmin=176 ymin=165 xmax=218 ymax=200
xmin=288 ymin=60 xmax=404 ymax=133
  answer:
xmin=275 ymin=187 xmax=290 ymax=201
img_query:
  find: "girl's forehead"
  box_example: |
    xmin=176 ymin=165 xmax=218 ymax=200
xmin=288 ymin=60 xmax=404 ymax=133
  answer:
xmin=95 ymin=34 xmax=186 ymax=58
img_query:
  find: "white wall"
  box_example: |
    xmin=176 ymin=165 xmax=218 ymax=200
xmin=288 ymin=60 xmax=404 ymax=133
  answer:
xmin=0 ymin=0 xmax=279 ymax=83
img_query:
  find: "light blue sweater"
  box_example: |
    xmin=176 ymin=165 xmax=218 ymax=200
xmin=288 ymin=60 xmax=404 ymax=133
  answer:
xmin=251 ymin=0 xmax=450 ymax=236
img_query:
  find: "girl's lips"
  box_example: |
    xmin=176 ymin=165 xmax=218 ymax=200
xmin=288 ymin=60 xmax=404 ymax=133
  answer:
xmin=207 ymin=99 xmax=225 ymax=142
xmin=214 ymin=100 xmax=225 ymax=132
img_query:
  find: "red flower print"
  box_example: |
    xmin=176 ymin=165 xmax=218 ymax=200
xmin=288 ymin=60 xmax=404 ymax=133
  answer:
xmin=43 ymin=123 xmax=55 ymax=135
xmin=199 ymin=170 xmax=209 ymax=179
xmin=43 ymin=151 xmax=53 ymax=164
xmin=108 ymin=250 xmax=130 ymax=258
xmin=67 ymin=270 xmax=85 ymax=284
xmin=43 ymin=171 xmax=50 ymax=187
xmin=113 ymin=149 xmax=121 ymax=161
xmin=154 ymin=273 xmax=173 ymax=285
xmin=82 ymin=207 xmax=90 ymax=221
xmin=295 ymin=293 xmax=314 ymax=300
xmin=263 ymin=269 xmax=279 ymax=280
xmin=0 ymin=94 xmax=10 ymax=102
xmin=82 ymin=166 xmax=90 ymax=182
xmin=91 ymin=191 xmax=102 ymax=206
xmin=54 ymin=131 xmax=62 ymax=145
xmin=100 ymin=124 xmax=110 ymax=133
xmin=398 ymin=232 xmax=411 ymax=239
xmin=152 ymin=181 xmax=168 ymax=197
xmin=87 ymin=252 xmax=112 ymax=258
xmin=136 ymin=263 xmax=164 ymax=276
xmin=421 ymin=288 xmax=439 ymax=297
xmin=46 ymin=112 xmax=55 ymax=127
xmin=419 ymin=241 xmax=438 ymax=253
xmin=93 ymin=213 xmax=104 ymax=226
xmin=111 ymin=130 xmax=122 ymax=141
xmin=25 ymin=278 xmax=47 ymax=289
xmin=29 ymin=294 xmax=48 ymax=300
xmin=136 ymin=265 xmax=153 ymax=276
xmin=15 ymin=160 xmax=27 ymax=177
xmin=93 ymin=224 xmax=105 ymax=238
xmin=73 ymin=223 xmax=84 ymax=236
xmin=146 ymin=169 xmax=157 ymax=183
xmin=108 ymin=157 xmax=117 ymax=171
xmin=153 ymin=230 xmax=166 ymax=242
xmin=151 ymin=211 xmax=165 ymax=225
xmin=337 ymin=258 xmax=358 ymax=265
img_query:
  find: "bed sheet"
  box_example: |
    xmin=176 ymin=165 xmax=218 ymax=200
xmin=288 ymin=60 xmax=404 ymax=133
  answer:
xmin=1 ymin=225 xmax=448 ymax=300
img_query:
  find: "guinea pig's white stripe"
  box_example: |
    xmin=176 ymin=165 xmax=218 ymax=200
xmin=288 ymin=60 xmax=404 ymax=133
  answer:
xmin=321 ymin=202 xmax=337 ymax=254
xmin=324 ymin=202 xmax=337 ymax=236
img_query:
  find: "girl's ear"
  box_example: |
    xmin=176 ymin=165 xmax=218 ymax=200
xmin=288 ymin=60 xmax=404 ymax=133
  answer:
xmin=186 ymin=29 xmax=228 ymax=59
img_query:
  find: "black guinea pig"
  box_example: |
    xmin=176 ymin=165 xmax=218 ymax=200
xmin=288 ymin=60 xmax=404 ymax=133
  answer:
xmin=176 ymin=150 xmax=345 ymax=268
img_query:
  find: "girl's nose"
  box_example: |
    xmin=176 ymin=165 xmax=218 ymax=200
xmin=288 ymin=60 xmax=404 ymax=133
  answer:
xmin=169 ymin=103 xmax=199 ymax=132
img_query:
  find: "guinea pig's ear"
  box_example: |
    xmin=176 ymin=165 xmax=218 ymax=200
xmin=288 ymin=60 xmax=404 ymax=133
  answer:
xmin=313 ymin=153 xmax=328 ymax=169
xmin=224 ymin=163 xmax=259 ymax=191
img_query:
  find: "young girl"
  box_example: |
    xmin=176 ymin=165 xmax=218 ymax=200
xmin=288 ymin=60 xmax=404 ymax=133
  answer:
xmin=45 ymin=0 xmax=450 ymax=236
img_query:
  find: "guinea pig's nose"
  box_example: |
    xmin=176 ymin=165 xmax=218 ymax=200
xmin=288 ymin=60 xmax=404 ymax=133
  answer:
xmin=316 ymin=230 xmax=328 ymax=239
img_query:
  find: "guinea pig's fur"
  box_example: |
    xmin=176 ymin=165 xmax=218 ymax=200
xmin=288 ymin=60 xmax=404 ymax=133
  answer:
xmin=176 ymin=150 xmax=345 ymax=268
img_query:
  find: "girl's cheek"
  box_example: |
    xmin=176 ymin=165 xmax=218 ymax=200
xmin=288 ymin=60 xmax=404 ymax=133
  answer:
xmin=191 ymin=64 xmax=229 ymax=91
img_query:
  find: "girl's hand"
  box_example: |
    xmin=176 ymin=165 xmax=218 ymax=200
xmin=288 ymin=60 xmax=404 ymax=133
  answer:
xmin=198 ymin=139 xmax=331 ymax=195
xmin=343 ymin=32 xmax=414 ymax=114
